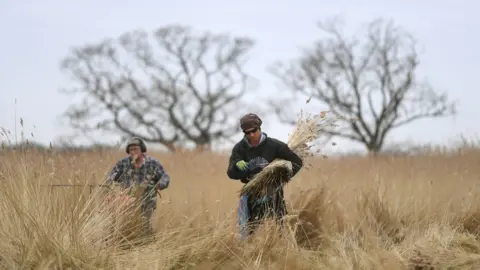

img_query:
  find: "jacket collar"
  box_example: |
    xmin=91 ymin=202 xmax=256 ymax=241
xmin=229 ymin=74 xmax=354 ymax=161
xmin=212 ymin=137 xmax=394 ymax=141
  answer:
xmin=243 ymin=132 xmax=267 ymax=148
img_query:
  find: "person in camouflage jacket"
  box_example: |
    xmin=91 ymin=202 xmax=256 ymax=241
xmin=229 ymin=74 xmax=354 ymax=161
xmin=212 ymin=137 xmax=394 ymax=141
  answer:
xmin=106 ymin=137 xmax=170 ymax=234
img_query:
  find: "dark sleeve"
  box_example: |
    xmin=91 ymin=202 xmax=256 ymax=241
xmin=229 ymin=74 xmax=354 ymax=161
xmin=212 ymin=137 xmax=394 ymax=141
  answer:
xmin=275 ymin=140 xmax=303 ymax=178
xmin=226 ymin=143 xmax=250 ymax=180
xmin=106 ymin=160 xmax=124 ymax=184
xmin=151 ymin=159 xmax=170 ymax=190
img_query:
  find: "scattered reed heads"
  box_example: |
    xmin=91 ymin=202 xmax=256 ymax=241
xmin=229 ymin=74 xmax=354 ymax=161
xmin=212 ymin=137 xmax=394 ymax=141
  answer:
xmin=239 ymin=110 xmax=336 ymax=198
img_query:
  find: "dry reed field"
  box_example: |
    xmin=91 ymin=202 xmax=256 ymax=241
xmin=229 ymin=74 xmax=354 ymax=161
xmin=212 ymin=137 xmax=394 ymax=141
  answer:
xmin=2 ymin=135 xmax=480 ymax=269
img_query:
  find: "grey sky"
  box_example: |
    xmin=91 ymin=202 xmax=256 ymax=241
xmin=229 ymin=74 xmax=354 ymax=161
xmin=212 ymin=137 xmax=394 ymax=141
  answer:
xmin=0 ymin=0 xmax=478 ymax=154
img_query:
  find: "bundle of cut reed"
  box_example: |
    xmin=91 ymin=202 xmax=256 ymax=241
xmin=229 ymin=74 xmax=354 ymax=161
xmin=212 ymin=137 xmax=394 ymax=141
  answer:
xmin=239 ymin=111 xmax=334 ymax=199
xmin=103 ymin=184 xmax=151 ymax=244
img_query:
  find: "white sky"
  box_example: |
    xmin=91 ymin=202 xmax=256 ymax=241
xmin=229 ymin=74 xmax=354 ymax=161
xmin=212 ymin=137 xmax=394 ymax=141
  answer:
xmin=0 ymin=0 xmax=478 ymax=154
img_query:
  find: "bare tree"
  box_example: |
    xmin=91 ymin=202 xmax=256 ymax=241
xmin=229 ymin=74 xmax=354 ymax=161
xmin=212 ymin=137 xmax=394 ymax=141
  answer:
xmin=59 ymin=25 xmax=258 ymax=152
xmin=269 ymin=17 xmax=457 ymax=153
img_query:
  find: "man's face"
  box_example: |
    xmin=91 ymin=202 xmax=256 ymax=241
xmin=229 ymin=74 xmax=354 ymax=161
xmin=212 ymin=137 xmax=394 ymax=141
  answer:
xmin=243 ymin=127 xmax=261 ymax=141
xmin=128 ymin=145 xmax=142 ymax=159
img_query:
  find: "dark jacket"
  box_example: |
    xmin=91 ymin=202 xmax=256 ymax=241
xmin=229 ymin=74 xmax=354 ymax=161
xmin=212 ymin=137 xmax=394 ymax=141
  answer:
xmin=226 ymin=133 xmax=303 ymax=184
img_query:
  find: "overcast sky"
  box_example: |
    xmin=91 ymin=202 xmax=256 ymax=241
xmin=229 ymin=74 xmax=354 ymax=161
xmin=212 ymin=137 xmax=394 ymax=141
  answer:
xmin=0 ymin=0 xmax=477 ymax=154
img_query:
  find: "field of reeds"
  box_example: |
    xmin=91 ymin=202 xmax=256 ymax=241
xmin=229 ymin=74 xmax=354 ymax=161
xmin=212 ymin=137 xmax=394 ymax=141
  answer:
xmin=2 ymin=139 xmax=480 ymax=270
xmin=0 ymin=112 xmax=477 ymax=269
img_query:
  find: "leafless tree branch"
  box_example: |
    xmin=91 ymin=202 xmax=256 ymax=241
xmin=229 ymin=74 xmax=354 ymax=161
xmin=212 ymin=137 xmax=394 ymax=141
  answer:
xmin=268 ymin=17 xmax=457 ymax=153
xmin=59 ymin=25 xmax=258 ymax=152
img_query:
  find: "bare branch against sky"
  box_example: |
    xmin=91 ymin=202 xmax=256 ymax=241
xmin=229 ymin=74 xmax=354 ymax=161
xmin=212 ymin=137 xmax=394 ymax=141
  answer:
xmin=59 ymin=25 xmax=259 ymax=152
xmin=269 ymin=17 xmax=457 ymax=153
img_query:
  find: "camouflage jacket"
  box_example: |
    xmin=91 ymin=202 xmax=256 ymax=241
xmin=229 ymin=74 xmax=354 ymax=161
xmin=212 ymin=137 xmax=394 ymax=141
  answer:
xmin=106 ymin=155 xmax=170 ymax=204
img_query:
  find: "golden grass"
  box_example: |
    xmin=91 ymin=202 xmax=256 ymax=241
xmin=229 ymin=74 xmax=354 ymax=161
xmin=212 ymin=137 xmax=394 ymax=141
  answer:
xmin=2 ymin=143 xmax=480 ymax=269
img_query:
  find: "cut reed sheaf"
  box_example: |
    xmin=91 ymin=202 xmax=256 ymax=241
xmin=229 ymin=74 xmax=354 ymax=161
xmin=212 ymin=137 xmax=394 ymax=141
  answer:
xmin=101 ymin=184 xmax=153 ymax=246
xmin=239 ymin=111 xmax=336 ymax=198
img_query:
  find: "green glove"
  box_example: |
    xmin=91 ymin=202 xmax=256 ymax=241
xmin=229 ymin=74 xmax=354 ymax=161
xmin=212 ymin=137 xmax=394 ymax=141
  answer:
xmin=236 ymin=160 xmax=248 ymax=171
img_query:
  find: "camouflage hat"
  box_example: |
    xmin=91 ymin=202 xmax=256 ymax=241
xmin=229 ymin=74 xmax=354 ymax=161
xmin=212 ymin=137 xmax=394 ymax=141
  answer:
xmin=240 ymin=113 xmax=262 ymax=131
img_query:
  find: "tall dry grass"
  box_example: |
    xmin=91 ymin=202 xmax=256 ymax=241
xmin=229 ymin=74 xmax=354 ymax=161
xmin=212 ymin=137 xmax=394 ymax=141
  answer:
xmin=2 ymin=142 xmax=480 ymax=269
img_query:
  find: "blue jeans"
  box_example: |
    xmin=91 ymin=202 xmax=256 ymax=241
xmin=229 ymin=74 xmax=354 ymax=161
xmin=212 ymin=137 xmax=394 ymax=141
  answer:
xmin=237 ymin=193 xmax=287 ymax=240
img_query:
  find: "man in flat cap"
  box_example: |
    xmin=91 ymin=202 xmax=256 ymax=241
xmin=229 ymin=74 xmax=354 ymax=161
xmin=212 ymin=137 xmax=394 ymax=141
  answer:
xmin=227 ymin=113 xmax=303 ymax=239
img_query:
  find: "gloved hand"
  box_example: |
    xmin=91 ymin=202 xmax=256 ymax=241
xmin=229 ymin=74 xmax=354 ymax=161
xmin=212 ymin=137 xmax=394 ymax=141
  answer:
xmin=236 ymin=160 xmax=248 ymax=171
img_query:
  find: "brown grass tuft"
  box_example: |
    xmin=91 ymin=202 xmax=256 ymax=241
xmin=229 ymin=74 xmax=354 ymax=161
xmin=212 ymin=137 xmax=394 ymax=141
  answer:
xmin=3 ymin=128 xmax=480 ymax=268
